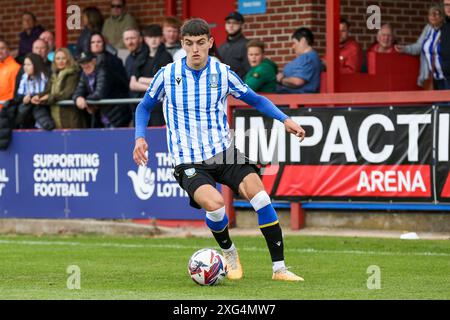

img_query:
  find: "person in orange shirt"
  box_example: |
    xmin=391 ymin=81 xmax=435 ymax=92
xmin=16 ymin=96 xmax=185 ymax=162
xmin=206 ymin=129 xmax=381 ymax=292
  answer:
xmin=0 ymin=40 xmax=21 ymax=109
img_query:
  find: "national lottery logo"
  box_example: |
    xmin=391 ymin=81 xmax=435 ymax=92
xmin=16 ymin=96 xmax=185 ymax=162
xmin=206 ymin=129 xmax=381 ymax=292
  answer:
xmin=127 ymin=165 xmax=156 ymax=200
xmin=128 ymin=152 xmax=188 ymax=200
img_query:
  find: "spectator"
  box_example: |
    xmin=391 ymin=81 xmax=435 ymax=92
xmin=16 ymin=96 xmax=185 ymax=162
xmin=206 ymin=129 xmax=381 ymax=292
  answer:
xmin=162 ymin=16 xmax=183 ymax=58
xmin=89 ymin=32 xmax=128 ymax=89
xmin=276 ymin=28 xmax=321 ymax=94
xmin=328 ymin=18 xmax=362 ymax=74
xmin=129 ymin=24 xmax=172 ymax=125
xmin=123 ymin=27 xmax=147 ymax=80
xmin=17 ymin=12 xmax=45 ymax=64
xmin=14 ymin=53 xmax=54 ymax=130
xmin=396 ymin=4 xmax=445 ymax=89
xmin=73 ymin=52 xmax=131 ymax=128
xmin=102 ymin=0 xmax=138 ymax=50
xmin=439 ymin=0 xmax=450 ymax=89
xmin=218 ymin=11 xmax=250 ymax=79
xmin=368 ymin=24 xmax=396 ymax=54
xmin=75 ymin=7 xmax=104 ymax=56
xmin=0 ymin=40 xmax=21 ymax=109
xmin=14 ymin=39 xmax=52 ymax=104
xmin=36 ymin=48 xmax=85 ymax=129
xmin=39 ymin=30 xmax=56 ymax=62
xmin=244 ymin=40 xmax=277 ymax=93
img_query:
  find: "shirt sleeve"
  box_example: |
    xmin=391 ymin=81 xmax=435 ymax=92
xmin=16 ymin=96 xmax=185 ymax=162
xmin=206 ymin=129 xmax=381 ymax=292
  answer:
xmin=238 ymin=87 xmax=289 ymax=123
xmin=228 ymin=69 xmax=249 ymax=98
xmin=134 ymin=68 xmax=166 ymax=139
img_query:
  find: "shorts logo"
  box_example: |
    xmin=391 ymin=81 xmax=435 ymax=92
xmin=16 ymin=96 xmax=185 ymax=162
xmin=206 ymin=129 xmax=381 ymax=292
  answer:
xmin=184 ymin=168 xmax=197 ymax=178
xmin=208 ymin=74 xmax=218 ymax=88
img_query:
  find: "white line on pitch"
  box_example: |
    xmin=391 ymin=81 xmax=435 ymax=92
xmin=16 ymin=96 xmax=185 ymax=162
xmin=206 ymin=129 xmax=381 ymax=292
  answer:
xmin=0 ymin=239 xmax=448 ymax=257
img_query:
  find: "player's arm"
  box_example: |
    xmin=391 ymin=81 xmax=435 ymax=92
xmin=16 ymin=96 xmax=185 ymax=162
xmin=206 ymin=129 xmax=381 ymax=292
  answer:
xmin=133 ymin=68 xmax=165 ymax=166
xmin=239 ymin=88 xmax=305 ymax=142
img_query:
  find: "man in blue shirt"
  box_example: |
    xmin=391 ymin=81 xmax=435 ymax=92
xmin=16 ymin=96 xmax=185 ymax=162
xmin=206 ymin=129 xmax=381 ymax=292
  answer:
xmin=277 ymin=27 xmax=321 ymax=94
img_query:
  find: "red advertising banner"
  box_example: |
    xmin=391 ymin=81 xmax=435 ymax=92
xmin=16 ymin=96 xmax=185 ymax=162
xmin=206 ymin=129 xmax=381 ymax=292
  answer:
xmin=276 ymin=165 xmax=431 ymax=198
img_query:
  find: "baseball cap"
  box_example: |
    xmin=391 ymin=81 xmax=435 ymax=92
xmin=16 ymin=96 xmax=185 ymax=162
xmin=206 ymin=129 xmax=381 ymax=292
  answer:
xmin=76 ymin=51 xmax=96 ymax=64
xmin=225 ymin=11 xmax=244 ymax=23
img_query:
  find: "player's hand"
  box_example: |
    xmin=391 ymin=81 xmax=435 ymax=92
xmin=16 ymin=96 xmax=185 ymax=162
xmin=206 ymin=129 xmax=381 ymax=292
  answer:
xmin=284 ymin=118 xmax=305 ymax=142
xmin=133 ymin=137 xmax=149 ymax=166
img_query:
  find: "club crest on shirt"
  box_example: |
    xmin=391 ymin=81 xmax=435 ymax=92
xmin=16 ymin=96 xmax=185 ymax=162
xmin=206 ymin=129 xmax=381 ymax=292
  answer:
xmin=208 ymin=74 xmax=219 ymax=88
xmin=184 ymin=168 xmax=197 ymax=178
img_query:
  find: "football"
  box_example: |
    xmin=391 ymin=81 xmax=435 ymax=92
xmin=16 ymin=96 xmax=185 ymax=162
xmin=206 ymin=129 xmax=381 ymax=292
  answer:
xmin=188 ymin=248 xmax=227 ymax=286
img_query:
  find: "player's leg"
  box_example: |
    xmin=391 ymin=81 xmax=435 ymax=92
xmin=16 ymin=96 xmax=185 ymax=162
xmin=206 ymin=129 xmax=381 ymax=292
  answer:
xmin=238 ymin=173 xmax=304 ymax=281
xmin=192 ymin=185 xmax=243 ymax=280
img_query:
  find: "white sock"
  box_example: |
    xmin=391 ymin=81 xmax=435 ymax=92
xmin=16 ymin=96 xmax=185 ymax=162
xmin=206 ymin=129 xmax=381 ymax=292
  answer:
xmin=222 ymin=243 xmax=236 ymax=253
xmin=273 ymin=260 xmax=286 ymax=273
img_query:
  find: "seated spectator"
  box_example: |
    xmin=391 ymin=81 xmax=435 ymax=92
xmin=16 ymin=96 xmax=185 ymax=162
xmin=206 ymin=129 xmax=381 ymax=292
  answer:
xmin=368 ymin=24 xmax=396 ymax=54
xmin=129 ymin=24 xmax=172 ymax=126
xmin=218 ymin=11 xmax=250 ymax=79
xmin=162 ymin=16 xmax=182 ymax=58
xmin=276 ymin=28 xmax=321 ymax=94
xmin=17 ymin=11 xmax=45 ymax=64
xmin=39 ymin=30 xmax=56 ymax=62
xmin=75 ymin=7 xmax=104 ymax=56
xmin=89 ymin=32 xmax=128 ymax=89
xmin=123 ymin=27 xmax=147 ymax=80
xmin=14 ymin=39 xmax=52 ymax=101
xmin=244 ymin=40 xmax=277 ymax=93
xmin=396 ymin=4 xmax=445 ymax=89
xmin=35 ymin=48 xmax=85 ymax=129
xmin=102 ymin=0 xmax=138 ymax=50
xmin=0 ymin=40 xmax=21 ymax=109
xmin=13 ymin=53 xmax=54 ymax=130
xmin=324 ymin=18 xmax=362 ymax=74
xmin=73 ymin=52 xmax=131 ymax=128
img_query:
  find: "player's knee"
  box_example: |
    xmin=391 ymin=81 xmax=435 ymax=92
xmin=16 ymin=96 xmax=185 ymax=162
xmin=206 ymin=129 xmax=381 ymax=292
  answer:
xmin=202 ymin=197 xmax=225 ymax=212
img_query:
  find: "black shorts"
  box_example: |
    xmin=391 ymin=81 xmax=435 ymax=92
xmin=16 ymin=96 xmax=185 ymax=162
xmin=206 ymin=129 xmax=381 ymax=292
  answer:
xmin=173 ymin=146 xmax=259 ymax=209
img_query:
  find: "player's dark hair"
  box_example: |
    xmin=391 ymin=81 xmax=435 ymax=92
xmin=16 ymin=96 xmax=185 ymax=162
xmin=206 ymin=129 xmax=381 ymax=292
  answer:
xmin=142 ymin=24 xmax=163 ymax=38
xmin=292 ymin=27 xmax=314 ymax=46
xmin=181 ymin=18 xmax=211 ymax=38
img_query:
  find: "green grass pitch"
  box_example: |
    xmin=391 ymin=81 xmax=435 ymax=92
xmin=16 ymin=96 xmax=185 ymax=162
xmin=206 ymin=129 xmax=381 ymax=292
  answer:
xmin=0 ymin=234 xmax=449 ymax=299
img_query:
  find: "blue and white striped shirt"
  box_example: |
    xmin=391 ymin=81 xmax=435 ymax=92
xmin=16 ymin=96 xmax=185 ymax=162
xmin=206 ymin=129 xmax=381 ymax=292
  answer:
xmin=136 ymin=56 xmax=288 ymax=166
xmin=17 ymin=72 xmax=48 ymax=96
xmin=423 ymin=28 xmax=445 ymax=80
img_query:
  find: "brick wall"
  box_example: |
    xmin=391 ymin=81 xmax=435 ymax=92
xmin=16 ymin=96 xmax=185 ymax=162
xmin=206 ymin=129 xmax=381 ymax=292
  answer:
xmin=0 ymin=0 xmax=433 ymax=68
